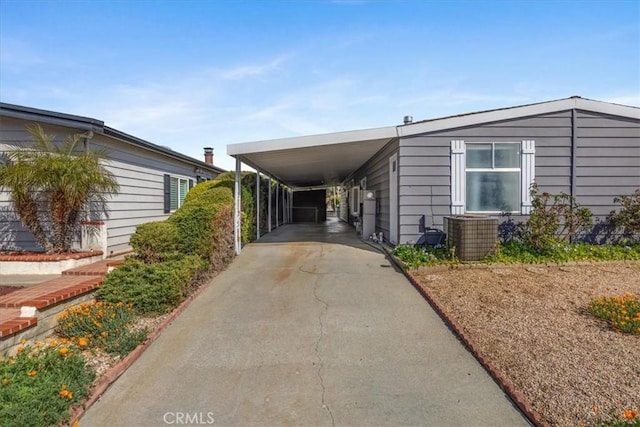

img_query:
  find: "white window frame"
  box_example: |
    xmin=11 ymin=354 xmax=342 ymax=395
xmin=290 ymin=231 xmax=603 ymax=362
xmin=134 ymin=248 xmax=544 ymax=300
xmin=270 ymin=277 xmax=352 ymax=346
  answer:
xmin=451 ymin=140 xmax=535 ymax=215
xmin=170 ymin=176 xmax=190 ymax=211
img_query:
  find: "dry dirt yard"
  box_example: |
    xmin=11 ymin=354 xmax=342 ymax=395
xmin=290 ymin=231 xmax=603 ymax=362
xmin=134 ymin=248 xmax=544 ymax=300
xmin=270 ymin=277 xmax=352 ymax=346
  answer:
xmin=412 ymin=261 xmax=640 ymax=427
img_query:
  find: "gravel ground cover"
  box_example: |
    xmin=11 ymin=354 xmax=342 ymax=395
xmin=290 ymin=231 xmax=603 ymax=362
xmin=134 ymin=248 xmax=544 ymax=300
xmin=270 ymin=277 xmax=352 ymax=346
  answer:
xmin=412 ymin=261 xmax=640 ymax=427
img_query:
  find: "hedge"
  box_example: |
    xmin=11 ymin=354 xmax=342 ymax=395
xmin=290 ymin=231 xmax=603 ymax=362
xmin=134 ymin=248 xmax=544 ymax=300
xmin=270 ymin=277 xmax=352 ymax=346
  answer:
xmin=96 ymin=255 xmax=207 ymax=314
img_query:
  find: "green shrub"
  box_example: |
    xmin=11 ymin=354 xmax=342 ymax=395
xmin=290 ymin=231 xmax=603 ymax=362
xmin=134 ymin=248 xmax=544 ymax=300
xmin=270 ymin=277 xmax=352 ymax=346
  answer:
xmin=209 ymin=203 xmax=235 ymax=272
xmin=0 ymin=341 xmax=95 ymax=427
xmin=609 ymin=189 xmax=640 ymax=239
xmin=392 ymin=244 xmax=458 ymax=269
xmin=485 ymin=241 xmax=640 ymax=264
xmin=519 ymin=182 xmax=593 ymax=250
xmin=56 ymin=301 xmax=147 ymax=357
xmin=96 ymin=255 xmax=207 ymax=314
xmin=169 ymin=189 xmax=231 ymax=261
xmin=129 ymin=220 xmax=179 ymax=263
xmin=186 ymin=177 xmax=256 ymax=244
xmin=589 ymin=293 xmax=640 ymax=335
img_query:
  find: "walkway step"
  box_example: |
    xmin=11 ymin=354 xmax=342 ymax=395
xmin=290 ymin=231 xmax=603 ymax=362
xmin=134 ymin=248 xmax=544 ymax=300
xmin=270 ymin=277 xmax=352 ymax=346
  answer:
xmin=62 ymin=259 xmax=124 ymax=276
xmin=1 ymin=257 xmax=121 ymax=343
xmin=0 ymin=276 xmax=103 ymax=309
xmin=0 ymin=308 xmax=37 ymax=338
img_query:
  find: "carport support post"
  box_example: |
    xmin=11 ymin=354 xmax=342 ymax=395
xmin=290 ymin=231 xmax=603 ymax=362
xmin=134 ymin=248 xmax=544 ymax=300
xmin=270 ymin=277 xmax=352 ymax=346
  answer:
xmin=234 ymin=158 xmax=242 ymax=255
xmin=268 ymin=177 xmax=272 ymax=233
xmin=256 ymin=171 xmax=260 ymax=239
xmin=289 ymin=189 xmax=293 ymax=223
xmin=275 ymin=182 xmax=279 ymax=228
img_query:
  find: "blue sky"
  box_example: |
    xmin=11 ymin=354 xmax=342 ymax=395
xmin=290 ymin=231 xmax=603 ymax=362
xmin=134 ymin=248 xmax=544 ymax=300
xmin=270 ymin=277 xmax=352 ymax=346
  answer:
xmin=1 ymin=0 xmax=638 ymax=171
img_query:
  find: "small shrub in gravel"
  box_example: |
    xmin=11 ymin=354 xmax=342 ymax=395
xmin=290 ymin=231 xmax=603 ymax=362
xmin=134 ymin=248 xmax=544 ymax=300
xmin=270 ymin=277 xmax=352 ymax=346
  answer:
xmin=96 ymin=255 xmax=207 ymax=314
xmin=589 ymin=293 xmax=640 ymax=335
xmin=0 ymin=340 xmax=95 ymax=427
xmin=486 ymin=241 xmax=640 ymax=264
xmin=56 ymin=300 xmax=147 ymax=357
xmin=392 ymin=244 xmax=457 ymax=269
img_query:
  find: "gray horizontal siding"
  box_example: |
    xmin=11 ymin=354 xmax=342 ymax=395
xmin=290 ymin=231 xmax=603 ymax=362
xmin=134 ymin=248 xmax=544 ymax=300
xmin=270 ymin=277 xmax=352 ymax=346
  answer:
xmin=0 ymin=117 xmax=221 ymax=254
xmin=348 ymin=139 xmax=399 ymax=238
xmin=398 ymin=111 xmax=574 ymax=244
xmin=574 ymin=111 xmax=640 ymax=226
xmin=396 ymin=109 xmax=639 ymax=244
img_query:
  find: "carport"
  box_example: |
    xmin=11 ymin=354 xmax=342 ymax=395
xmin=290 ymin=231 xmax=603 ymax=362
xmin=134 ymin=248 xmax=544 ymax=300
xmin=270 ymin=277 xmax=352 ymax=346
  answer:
xmin=227 ymin=125 xmax=399 ymax=253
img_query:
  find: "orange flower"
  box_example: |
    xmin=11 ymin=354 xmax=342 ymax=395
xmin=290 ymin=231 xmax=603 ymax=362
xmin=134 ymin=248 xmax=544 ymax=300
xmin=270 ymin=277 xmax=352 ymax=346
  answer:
xmin=2 ymin=378 xmax=8 ymax=386
xmin=67 ymin=391 xmax=73 ymax=400
xmin=624 ymin=409 xmax=638 ymax=420
xmin=26 ymin=370 xmax=37 ymax=377
xmin=16 ymin=346 xmax=24 ymax=354
xmin=50 ymin=339 xmax=58 ymax=348
xmin=78 ymin=337 xmax=88 ymax=348
xmin=59 ymin=347 xmax=69 ymax=356
xmin=59 ymin=389 xmax=69 ymax=398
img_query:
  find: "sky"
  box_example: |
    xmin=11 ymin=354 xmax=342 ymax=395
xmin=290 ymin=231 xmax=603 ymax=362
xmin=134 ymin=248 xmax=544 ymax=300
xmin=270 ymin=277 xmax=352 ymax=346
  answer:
xmin=1 ymin=0 xmax=639 ymax=171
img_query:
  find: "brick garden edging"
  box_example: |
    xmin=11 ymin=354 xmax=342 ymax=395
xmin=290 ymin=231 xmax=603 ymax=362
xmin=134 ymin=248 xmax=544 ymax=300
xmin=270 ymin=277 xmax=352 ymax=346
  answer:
xmin=381 ymin=246 xmax=549 ymax=427
xmin=68 ymin=275 xmax=214 ymax=426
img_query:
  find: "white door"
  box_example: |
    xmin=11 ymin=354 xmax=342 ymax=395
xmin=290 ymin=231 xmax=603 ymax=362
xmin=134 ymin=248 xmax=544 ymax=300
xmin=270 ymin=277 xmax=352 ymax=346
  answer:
xmin=389 ymin=153 xmax=398 ymax=245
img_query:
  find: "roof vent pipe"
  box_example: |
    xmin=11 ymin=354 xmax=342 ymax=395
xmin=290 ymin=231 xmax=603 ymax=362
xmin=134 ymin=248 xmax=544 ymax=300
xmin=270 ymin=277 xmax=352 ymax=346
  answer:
xmin=204 ymin=147 xmax=214 ymax=165
xmin=403 ymin=115 xmax=413 ymax=125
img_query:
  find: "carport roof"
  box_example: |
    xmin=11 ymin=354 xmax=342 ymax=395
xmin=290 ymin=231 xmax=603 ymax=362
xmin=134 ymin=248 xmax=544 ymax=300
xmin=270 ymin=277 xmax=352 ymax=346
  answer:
xmin=227 ymin=96 xmax=639 ymax=188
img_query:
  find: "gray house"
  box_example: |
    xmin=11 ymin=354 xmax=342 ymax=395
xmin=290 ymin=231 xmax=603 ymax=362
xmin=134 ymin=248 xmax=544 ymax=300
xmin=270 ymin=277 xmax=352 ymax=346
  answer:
xmin=228 ymin=96 xmax=639 ymax=248
xmin=0 ymin=103 xmax=225 ymax=256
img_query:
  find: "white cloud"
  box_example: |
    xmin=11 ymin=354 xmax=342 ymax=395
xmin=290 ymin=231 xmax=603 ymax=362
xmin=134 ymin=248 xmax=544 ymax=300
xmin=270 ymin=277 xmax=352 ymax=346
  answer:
xmin=220 ymin=54 xmax=291 ymax=80
xmin=0 ymin=37 xmax=45 ymax=71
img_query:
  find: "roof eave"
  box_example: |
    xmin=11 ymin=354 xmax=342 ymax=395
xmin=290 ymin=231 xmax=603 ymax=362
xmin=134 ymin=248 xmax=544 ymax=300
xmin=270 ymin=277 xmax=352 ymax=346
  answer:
xmin=398 ymin=97 xmax=640 ymax=137
xmin=102 ymin=127 xmax=226 ymax=174
xmin=0 ymin=102 xmax=104 ymax=132
xmin=227 ymin=125 xmax=399 ymax=156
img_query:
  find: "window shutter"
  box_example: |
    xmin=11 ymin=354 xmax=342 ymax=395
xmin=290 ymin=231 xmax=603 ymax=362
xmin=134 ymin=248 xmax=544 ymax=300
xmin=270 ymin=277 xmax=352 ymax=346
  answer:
xmin=189 ymin=179 xmax=194 ymax=189
xmin=450 ymin=140 xmax=465 ymax=214
xmin=521 ymin=140 xmax=536 ymax=214
xmin=163 ymin=174 xmax=171 ymax=214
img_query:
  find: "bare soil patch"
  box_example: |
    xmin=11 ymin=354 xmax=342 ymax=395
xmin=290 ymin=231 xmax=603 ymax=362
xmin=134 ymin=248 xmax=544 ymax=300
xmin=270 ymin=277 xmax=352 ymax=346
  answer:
xmin=412 ymin=261 xmax=640 ymax=427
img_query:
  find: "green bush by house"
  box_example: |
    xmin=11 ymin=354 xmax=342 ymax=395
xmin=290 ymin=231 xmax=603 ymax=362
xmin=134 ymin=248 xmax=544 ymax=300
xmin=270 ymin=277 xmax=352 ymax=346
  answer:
xmin=186 ymin=179 xmax=254 ymax=243
xmin=96 ymin=255 xmax=207 ymax=314
xmin=169 ymin=187 xmax=234 ymax=261
xmin=129 ymin=221 xmax=179 ymax=263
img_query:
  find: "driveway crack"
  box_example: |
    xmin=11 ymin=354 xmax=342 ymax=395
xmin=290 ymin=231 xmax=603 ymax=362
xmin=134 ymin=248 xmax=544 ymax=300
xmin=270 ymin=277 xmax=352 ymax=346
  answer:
xmin=312 ymin=246 xmax=334 ymax=426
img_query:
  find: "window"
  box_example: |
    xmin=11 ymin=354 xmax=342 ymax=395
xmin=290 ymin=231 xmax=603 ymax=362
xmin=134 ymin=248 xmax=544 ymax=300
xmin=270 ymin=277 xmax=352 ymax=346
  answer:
xmin=164 ymin=175 xmax=193 ymax=213
xmin=451 ymin=140 xmax=535 ymax=215
xmin=466 ymin=143 xmax=520 ymax=212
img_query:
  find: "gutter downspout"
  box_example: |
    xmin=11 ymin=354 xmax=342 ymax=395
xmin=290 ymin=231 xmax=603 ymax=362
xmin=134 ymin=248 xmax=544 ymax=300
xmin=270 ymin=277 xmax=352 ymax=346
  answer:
xmin=571 ymin=109 xmax=578 ymax=242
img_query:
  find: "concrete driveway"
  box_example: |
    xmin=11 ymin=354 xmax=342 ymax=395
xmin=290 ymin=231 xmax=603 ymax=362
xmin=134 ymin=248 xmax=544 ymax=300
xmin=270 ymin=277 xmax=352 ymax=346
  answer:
xmin=81 ymin=219 xmax=528 ymax=426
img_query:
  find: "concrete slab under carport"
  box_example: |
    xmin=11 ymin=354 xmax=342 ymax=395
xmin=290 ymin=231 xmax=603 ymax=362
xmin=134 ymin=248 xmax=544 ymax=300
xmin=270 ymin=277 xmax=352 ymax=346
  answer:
xmin=81 ymin=220 xmax=529 ymax=427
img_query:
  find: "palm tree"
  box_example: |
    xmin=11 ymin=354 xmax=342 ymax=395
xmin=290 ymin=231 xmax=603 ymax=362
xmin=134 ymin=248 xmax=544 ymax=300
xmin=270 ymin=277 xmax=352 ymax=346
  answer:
xmin=0 ymin=124 xmax=119 ymax=253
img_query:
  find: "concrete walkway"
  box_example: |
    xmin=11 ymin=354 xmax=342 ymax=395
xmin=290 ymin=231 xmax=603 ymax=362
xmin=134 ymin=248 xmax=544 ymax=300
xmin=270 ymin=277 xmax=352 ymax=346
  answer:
xmin=81 ymin=220 xmax=529 ymax=427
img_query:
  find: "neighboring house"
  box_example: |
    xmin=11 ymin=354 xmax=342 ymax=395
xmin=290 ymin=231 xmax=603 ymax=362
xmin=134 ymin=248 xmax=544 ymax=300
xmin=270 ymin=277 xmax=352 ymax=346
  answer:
xmin=0 ymin=103 xmax=225 ymax=255
xmin=228 ymin=96 xmax=640 ymax=246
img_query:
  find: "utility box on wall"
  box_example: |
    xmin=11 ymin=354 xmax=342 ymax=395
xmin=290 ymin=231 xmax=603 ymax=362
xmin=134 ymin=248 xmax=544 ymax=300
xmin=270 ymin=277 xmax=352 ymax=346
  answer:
xmin=362 ymin=190 xmax=376 ymax=239
xmin=444 ymin=215 xmax=498 ymax=261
